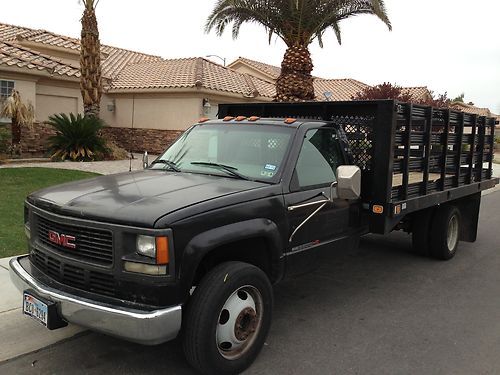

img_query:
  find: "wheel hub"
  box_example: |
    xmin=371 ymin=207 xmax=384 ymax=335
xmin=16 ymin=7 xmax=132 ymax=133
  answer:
xmin=234 ymin=307 xmax=257 ymax=341
xmin=216 ymin=286 xmax=263 ymax=360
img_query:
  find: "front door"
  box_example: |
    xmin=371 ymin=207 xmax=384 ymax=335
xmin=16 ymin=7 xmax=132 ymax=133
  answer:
xmin=284 ymin=127 xmax=354 ymax=275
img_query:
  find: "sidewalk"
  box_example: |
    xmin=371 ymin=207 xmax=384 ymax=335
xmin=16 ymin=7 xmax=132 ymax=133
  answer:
xmin=0 ymin=256 xmax=84 ymax=362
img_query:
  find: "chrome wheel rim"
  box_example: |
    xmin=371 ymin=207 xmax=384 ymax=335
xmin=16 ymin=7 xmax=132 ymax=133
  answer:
xmin=447 ymin=215 xmax=459 ymax=251
xmin=216 ymin=285 xmax=263 ymax=360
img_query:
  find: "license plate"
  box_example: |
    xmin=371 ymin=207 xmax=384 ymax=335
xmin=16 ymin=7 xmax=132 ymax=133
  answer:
xmin=23 ymin=292 xmax=49 ymax=327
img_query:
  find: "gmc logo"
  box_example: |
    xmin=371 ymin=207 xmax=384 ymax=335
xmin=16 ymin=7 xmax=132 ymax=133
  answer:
xmin=48 ymin=230 xmax=76 ymax=249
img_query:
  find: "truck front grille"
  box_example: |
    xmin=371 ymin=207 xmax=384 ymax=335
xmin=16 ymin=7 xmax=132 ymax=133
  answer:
xmin=31 ymin=248 xmax=116 ymax=297
xmin=36 ymin=214 xmax=113 ymax=266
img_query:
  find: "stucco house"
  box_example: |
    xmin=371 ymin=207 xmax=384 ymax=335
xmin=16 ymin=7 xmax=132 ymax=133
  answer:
xmin=0 ymin=22 xmax=275 ymax=154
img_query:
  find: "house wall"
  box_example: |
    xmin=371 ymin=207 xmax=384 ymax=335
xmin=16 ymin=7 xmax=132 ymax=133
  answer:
xmin=100 ymin=94 xmax=202 ymax=130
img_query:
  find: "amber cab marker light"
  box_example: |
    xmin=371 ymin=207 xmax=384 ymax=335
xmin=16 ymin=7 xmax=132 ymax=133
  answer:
xmin=284 ymin=118 xmax=297 ymax=124
xmin=198 ymin=117 xmax=210 ymax=123
xmin=223 ymin=116 xmax=234 ymax=122
xmin=235 ymin=116 xmax=247 ymax=121
xmin=248 ymin=116 xmax=260 ymax=121
xmin=155 ymin=237 xmax=169 ymax=265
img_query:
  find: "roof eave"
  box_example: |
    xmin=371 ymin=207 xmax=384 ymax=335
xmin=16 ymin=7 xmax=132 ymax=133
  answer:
xmin=106 ymin=86 xmax=273 ymax=101
xmin=0 ymin=64 xmax=80 ymax=82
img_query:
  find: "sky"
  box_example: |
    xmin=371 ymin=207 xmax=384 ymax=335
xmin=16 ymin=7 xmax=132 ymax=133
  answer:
xmin=1 ymin=0 xmax=499 ymax=113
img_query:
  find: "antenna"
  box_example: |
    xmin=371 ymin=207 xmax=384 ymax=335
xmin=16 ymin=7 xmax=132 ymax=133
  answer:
xmin=129 ymin=95 xmax=136 ymax=172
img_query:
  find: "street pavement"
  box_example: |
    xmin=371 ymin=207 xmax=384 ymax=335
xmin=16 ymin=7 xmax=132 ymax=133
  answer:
xmin=0 ymin=190 xmax=499 ymax=374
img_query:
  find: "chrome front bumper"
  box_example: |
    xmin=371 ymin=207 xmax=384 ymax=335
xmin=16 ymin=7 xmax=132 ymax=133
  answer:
xmin=9 ymin=256 xmax=182 ymax=345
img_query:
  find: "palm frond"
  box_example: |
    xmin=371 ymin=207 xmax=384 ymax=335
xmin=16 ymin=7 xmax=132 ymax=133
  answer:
xmin=206 ymin=0 xmax=391 ymax=47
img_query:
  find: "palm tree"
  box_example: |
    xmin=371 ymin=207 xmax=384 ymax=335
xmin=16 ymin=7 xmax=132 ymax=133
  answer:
xmin=0 ymin=90 xmax=34 ymax=147
xmin=206 ymin=0 xmax=391 ymax=102
xmin=80 ymin=0 xmax=102 ymax=118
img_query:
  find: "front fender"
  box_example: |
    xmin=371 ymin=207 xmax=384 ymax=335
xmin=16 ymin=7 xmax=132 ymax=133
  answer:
xmin=179 ymin=218 xmax=283 ymax=294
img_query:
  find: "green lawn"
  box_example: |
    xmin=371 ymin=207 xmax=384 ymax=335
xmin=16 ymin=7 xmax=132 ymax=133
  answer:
xmin=0 ymin=168 xmax=99 ymax=258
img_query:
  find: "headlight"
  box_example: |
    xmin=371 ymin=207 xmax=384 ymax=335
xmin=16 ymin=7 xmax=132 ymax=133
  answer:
xmin=136 ymin=235 xmax=156 ymax=258
xmin=136 ymin=235 xmax=169 ymax=265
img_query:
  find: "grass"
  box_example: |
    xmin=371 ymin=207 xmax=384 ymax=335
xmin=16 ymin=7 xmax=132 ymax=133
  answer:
xmin=0 ymin=168 xmax=99 ymax=258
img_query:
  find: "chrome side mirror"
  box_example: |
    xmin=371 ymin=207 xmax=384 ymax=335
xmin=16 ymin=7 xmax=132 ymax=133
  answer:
xmin=142 ymin=151 xmax=149 ymax=169
xmin=336 ymin=165 xmax=361 ymax=200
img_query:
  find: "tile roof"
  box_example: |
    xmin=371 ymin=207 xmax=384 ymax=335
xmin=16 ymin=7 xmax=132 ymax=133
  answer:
xmin=109 ymin=57 xmax=275 ymax=98
xmin=450 ymin=102 xmax=495 ymax=117
xmin=402 ymin=86 xmax=431 ymax=101
xmin=0 ymin=40 xmax=80 ymax=78
xmin=229 ymin=57 xmax=282 ymax=81
xmin=0 ymin=22 xmax=162 ymax=79
xmin=314 ymin=78 xmax=369 ymax=101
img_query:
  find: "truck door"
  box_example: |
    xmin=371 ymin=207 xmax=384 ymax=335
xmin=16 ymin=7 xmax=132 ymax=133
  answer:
xmin=284 ymin=127 xmax=357 ymax=275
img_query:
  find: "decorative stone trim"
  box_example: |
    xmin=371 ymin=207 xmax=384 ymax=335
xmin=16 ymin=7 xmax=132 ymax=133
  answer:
xmin=101 ymin=127 xmax=183 ymax=155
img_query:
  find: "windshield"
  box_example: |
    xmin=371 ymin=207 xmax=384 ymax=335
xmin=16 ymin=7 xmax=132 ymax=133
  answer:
xmin=151 ymin=124 xmax=294 ymax=182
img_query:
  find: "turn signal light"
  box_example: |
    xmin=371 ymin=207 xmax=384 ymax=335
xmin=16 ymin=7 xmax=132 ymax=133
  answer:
xmin=155 ymin=236 xmax=169 ymax=265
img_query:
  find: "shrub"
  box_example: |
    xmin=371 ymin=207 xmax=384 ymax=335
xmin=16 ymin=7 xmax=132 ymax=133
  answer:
xmin=0 ymin=125 xmax=11 ymax=157
xmin=0 ymin=125 xmax=11 ymax=154
xmin=105 ymin=140 xmax=129 ymax=160
xmin=47 ymin=113 xmax=109 ymax=161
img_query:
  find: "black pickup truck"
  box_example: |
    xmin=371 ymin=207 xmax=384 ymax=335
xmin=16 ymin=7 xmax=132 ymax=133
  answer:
xmin=10 ymin=100 xmax=498 ymax=374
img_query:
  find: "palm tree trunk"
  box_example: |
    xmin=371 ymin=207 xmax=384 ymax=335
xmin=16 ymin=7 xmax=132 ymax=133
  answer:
xmin=11 ymin=116 xmax=21 ymax=145
xmin=80 ymin=2 xmax=102 ymax=118
xmin=275 ymin=45 xmax=315 ymax=102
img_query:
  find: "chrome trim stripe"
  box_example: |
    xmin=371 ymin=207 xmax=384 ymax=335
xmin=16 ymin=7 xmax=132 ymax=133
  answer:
xmin=9 ymin=256 xmax=182 ymax=345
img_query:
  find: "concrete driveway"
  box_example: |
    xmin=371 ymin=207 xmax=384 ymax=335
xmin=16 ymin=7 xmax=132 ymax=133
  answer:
xmin=0 ymin=154 xmax=157 ymax=175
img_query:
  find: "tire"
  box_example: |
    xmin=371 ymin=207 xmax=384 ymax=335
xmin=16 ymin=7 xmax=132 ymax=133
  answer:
xmin=183 ymin=261 xmax=273 ymax=375
xmin=429 ymin=205 xmax=461 ymax=260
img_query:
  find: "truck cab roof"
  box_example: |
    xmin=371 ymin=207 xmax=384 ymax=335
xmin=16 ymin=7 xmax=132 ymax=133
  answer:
xmin=196 ymin=117 xmax=330 ymax=128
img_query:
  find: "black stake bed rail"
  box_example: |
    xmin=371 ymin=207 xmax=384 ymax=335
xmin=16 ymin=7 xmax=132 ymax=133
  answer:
xmin=219 ymin=100 xmax=498 ymax=234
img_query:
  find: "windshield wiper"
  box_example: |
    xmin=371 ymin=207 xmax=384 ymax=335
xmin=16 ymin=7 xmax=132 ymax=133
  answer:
xmin=190 ymin=162 xmax=250 ymax=181
xmin=150 ymin=159 xmax=181 ymax=172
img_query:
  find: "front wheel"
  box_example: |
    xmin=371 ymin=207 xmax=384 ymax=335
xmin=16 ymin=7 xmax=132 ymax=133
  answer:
xmin=183 ymin=262 xmax=273 ymax=375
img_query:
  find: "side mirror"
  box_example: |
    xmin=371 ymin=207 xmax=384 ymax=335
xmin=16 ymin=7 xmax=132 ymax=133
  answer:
xmin=142 ymin=151 xmax=149 ymax=169
xmin=336 ymin=165 xmax=361 ymax=200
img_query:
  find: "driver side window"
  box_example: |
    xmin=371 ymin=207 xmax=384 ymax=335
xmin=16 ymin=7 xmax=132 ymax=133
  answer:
xmin=295 ymin=128 xmax=343 ymax=189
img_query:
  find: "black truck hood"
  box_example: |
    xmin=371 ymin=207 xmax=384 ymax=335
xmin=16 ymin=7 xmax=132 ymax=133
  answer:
xmin=28 ymin=170 xmax=267 ymax=227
